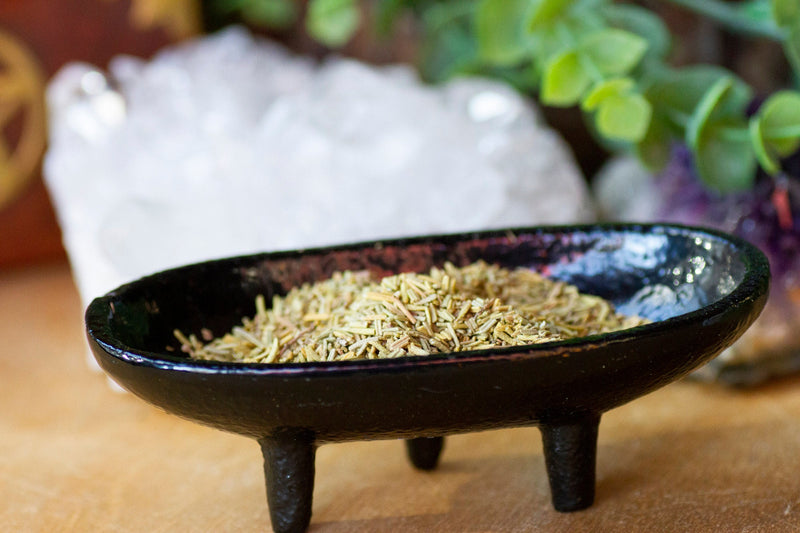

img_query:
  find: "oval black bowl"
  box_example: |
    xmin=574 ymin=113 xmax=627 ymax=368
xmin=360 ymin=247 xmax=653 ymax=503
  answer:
xmin=86 ymin=224 xmax=769 ymax=533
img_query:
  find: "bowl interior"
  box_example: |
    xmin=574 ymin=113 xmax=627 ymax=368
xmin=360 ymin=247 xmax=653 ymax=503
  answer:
xmin=99 ymin=224 xmax=754 ymax=360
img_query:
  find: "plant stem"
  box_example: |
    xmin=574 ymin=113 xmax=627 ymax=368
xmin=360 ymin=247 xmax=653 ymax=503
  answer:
xmin=718 ymin=124 xmax=751 ymax=142
xmin=663 ymin=0 xmax=783 ymax=40
xmin=769 ymin=125 xmax=800 ymax=139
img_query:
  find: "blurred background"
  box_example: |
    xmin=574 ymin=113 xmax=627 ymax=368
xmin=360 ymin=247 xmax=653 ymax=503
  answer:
xmin=1 ymin=0 xmax=786 ymax=266
xmin=5 ymin=0 xmax=800 ymax=386
xmin=0 ymin=0 xmax=187 ymax=266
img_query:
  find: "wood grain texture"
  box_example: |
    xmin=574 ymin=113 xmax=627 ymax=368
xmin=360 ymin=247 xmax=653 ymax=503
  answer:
xmin=2 ymin=262 xmax=800 ymax=532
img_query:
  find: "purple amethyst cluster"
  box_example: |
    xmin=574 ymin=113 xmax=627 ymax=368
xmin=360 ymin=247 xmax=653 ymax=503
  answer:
xmin=656 ymin=145 xmax=800 ymax=304
xmin=652 ymin=145 xmax=800 ymax=384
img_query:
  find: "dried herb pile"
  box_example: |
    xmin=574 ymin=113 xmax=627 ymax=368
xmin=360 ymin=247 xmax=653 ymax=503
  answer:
xmin=176 ymin=261 xmax=647 ymax=363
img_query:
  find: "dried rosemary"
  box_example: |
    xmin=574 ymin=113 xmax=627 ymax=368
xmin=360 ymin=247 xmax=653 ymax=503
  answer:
xmin=176 ymin=261 xmax=647 ymax=363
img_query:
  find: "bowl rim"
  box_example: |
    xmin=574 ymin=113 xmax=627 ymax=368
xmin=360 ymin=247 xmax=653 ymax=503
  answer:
xmin=85 ymin=222 xmax=770 ymax=377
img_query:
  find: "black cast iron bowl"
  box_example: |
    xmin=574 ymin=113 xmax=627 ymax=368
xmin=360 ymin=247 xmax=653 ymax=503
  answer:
xmin=86 ymin=224 xmax=769 ymax=533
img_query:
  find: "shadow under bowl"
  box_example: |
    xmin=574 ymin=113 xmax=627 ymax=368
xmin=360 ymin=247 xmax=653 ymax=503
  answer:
xmin=85 ymin=223 xmax=769 ymax=533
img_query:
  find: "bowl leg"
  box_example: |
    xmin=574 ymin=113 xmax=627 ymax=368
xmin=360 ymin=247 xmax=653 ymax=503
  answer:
xmin=259 ymin=432 xmax=316 ymax=533
xmin=540 ymin=413 xmax=601 ymax=512
xmin=405 ymin=436 xmax=445 ymax=470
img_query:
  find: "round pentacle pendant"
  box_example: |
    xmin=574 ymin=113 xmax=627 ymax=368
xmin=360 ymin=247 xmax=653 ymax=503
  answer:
xmin=0 ymin=30 xmax=46 ymax=210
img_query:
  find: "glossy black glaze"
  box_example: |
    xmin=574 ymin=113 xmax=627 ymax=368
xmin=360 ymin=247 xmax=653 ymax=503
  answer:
xmin=85 ymin=224 xmax=769 ymax=533
xmin=259 ymin=432 xmax=315 ymax=533
xmin=540 ymin=414 xmax=600 ymax=511
xmin=405 ymin=437 xmax=444 ymax=471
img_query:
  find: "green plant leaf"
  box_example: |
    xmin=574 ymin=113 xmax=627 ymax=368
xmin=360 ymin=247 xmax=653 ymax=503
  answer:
xmin=210 ymin=0 xmax=247 ymax=15
xmin=694 ymin=121 xmax=757 ymax=192
xmin=306 ymin=0 xmax=361 ymax=47
xmin=683 ymin=78 xmax=756 ymax=189
xmin=527 ymin=0 xmax=574 ymax=31
xmin=562 ymin=1 xmax=608 ymax=33
xmin=772 ymin=0 xmax=800 ymax=28
xmin=528 ymin=24 xmax=564 ymax=63
xmin=758 ymin=90 xmax=800 ymax=155
xmin=475 ymin=0 xmax=530 ymax=65
xmin=784 ymin=21 xmax=800 ymax=75
xmin=594 ymin=92 xmax=652 ymax=142
xmin=646 ymin=67 xmax=725 ymax=116
xmin=749 ymin=90 xmax=800 ymax=174
xmin=581 ymin=77 xmax=634 ymax=111
xmin=528 ymin=4 xmax=605 ymax=60
xmin=749 ymin=117 xmax=781 ymax=175
xmin=635 ymin=113 xmax=680 ymax=170
xmin=580 ymin=28 xmax=647 ymax=75
xmin=419 ymin=4 xmax=478 ymax=83
xmin=600 ymin=3 xmax=671 ymax=61
xmin=684 ymin=74 xmax=752 ymax=156
xmin=686 ymin=77 xmax=735 ymax=151
xmin=541 ymin=49 xmax=591 ymax=106
xmin=645 ymin=66 xmax=751 ymax=125
xmin=241 ymin=0 xmax=297 ymax=28
xmin=739 ymin=0 xmax=774 ymax=25
xmin=574 ymin=0 xmax=610 ymax=10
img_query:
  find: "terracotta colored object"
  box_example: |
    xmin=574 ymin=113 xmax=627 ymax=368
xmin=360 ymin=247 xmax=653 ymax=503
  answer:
xmin=86 ymin=224 xmax=768 ymax=533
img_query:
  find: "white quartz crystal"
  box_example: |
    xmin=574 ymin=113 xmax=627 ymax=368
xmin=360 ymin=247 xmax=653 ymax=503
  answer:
xmin=44 ymin=27 xmax=593 ymax=371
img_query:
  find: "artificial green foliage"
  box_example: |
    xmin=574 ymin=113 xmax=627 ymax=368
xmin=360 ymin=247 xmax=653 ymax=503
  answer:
xmin=635 ymin=111 xmax=678 ymax=171
xmin=750 ymin=91 xmax=800 ymax=174
xmin=220 ymin=0 xmax=800 ymax=192
xmin=475 ymin=0 xmax=530 ymax=65
xmin=374 ymin=0 xmax=405 ymax=36
xmin=667 ymin=0 xmax=781 ymax=38
xmin=583 ymin=78 xmax=650 ymax=142
xmin=595 ymin=91 xmax=651 ymax=142
xmin=759 ymin=92 xmax=800 ymax=156
xmin=645 ymin=66 xmax=743 ymax=118
xmin=527 ymin=0 xmax=574 ymax=31
xmin=770 ymin=0 xmax=800 ymax=73
xmin=541 ymin=50 xmax=591 ymax=105
xmin=784 ymin=22 xmax=800 ymax=74
xmin=681 ymin=77 xmax=758 ymax=191
xmin=771 ymin=0 xmax=800 ymax=28
xmin=207 ymin=0 xmax=297 ymax=28
xmin=638 ymin=68 xmax=719 ymax=168
xmin=582 ymin=77 xmax=634 ymax=111
xmin=580 ymin=29 xmax=647 ymax=76
xmin=306 ymin=0 xmax=361 ymax=47
xmin=686 ymin=77 xmax=740 ymax=152
xmin=602 ymin=6 xmax=670 ymax=66
xmin=417 ymin=2 xmax=480 ymax=84
xmin=241 ymin=0 xmax=297 ymax=27
xmin=695 ymin=119 xmax=758 ymax=191
xmin=750 ymin=119 xmax=778 ymax=175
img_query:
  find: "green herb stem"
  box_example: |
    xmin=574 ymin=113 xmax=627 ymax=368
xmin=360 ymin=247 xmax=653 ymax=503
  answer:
xmin=767 ymin=124 xmax=800 ymax=139
xmin=717 ymin=125 xmax=751 ymax=142
xmin=664 ymin=0 xmax=783 ymax=40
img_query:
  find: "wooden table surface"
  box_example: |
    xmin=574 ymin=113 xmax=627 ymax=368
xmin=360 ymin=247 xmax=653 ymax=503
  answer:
xmin=3 ymin=261 xmax=800 ymax=532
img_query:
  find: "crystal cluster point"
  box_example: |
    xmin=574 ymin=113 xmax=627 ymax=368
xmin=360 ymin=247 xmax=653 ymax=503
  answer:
xmin=45 ymin=27 xmax=593 ymax=320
